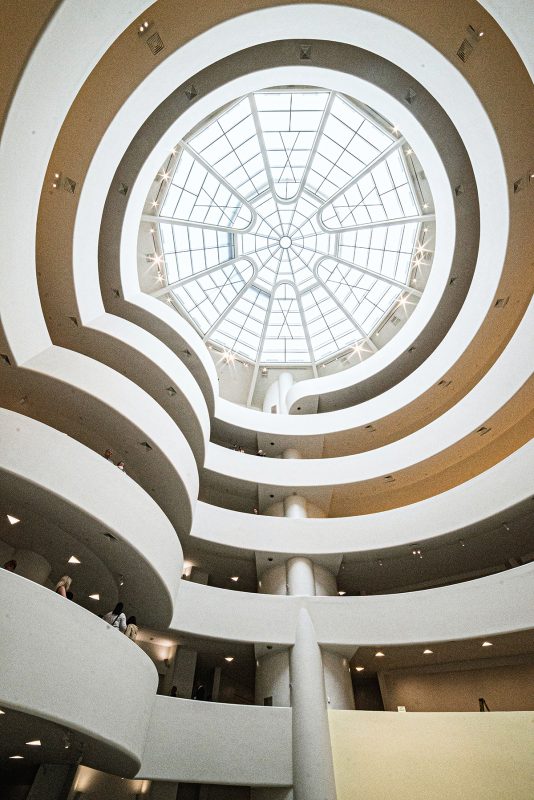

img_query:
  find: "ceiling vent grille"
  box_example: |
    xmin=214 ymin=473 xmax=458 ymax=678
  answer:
xmin=390 ymin=315 xmax=402 ymax=327
xmin=146 ymin=31 xmax=164 ymax=55
xmin=457 ymin=24 xmax=483 ymax=63
xmin=457 ymin=39 xmax=473 ymax=63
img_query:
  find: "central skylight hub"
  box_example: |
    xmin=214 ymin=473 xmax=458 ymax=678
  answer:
xmin=140 ymin=86 xmax=435 ymax=392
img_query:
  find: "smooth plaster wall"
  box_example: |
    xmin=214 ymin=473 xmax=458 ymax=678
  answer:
xmin=329 ymin=710 xmax=534 ymax=799
xmin=138 ymin=697 xmax=292 ymax=785
xmin=172 ymin=566 xmax=534 ymax=647
xmin=380 ymin=662 xmax=534 ymax=712
xmin=0 ymin=571 xmax=157 ymax=775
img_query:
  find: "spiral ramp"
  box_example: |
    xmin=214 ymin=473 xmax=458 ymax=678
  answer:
xmin=0 ymin=2 xmax=533 ymax=799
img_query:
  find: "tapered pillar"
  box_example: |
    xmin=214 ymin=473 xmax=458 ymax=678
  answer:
xmin=290 ymin=609 xmax=337 ymax=800
xmin=287 ymin=556 xmax=315 ymax=596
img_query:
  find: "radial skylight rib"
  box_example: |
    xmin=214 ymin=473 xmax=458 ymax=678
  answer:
xmin=172 ymin=260 xmax=254 ymax=335
xmin=315 ymin=254 xmax=421 ymax=295
xmin=187 ymin=99 xmax=269 ymax=200
xmin=254 ymin=91 xmax=330 ymax=202
xmin=145 ymin=87 xmax=434 ymax=396
xmin=260 ymin=283 xmax=310 ymax=363
xmin=319 ymin=149 xmax=420 ymax=230
xmin=159 ymin=148 xmax=253 ymax=230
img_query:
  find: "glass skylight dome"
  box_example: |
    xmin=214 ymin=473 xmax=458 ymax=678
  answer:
xmin=143 ymin=88 xmax=434 ymax=373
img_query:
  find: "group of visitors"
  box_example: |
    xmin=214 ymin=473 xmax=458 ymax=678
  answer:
xmin=103 ymin=601 xmax=139 ymax=641
xmin=54 ymin=577 xmax=138 ymax=641
xmin=4 ymin=566 xmax=139 ymax=641
xmin=103 ymin=448 xmax=126 ymax=472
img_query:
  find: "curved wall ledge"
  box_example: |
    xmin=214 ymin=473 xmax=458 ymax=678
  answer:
xmin=138 ymin=696 xmax=292 ymax=785
xmin=203 ymin=296 xmax=534 ymax=492
xmin=0 ymin=345 xmax=198 ymax=543
xmin=0 ymin=571 xmax=157 ymax=776
xmin=93 ymin=40 xmax=472 ymax=414
xmin=34 ymin=4 xmax=534 ymax=444
xmin=171 ymin=564 xmax=534 ymax=646
xmin=191 ymin=437 xmax=534 ymax=556
xmin=0 ymin=0 xmax=152 ymax=362
xmin=63 ymin=313 xmax=210 ymax=468
xmin=0 ymin=408 xmax=182 ymax=627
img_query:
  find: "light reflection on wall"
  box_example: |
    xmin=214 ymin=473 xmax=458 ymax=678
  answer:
xmin=72 ymin=765 xmax=151 ymax=797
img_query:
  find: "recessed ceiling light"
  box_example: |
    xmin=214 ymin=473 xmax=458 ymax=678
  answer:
xmin=355 ymin=666 xmax=365 ymax=672
xmin=68 ymin=556 xmax=81 ymax=564
xmin=482 ymin=641 xmax=493 ymax=647
xmin=88 ymin=593 xmax=100 ymax=600
xmin=230 ymin=576 xmax=239 ymax=582
xmin=7 ymin=515 xmax=20 ymax=525
xmin=338 ymin=591 xmax=346 ymax=596
xmin=26 ymin=740 xmax=41 ymax=746
xmin=375 ymin=651 xmax=385 ymax=657
xmin=9 ymin=755 xmax=24 ymax=759
xmin=423 ymin=649 xmax=433 ymax=654
xmin=225 ymin=656 xmax=234 ymax=662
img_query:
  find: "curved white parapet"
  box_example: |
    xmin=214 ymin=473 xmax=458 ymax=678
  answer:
xmin=33 ymin=1 xmax=530 ymax=458
xmin=138 ymin=696 xmax=292 ymax=785
xmin=171 ymin=564 xmax=534 ymax=646
xmin=192 ymin=437 xmax=534 ymax=555
xmin=80 ymin=314 xmax=211 ymax=468
xmin=0 ymin=0 xmax=152 ymax=362
xmin=203 ymin=295 xmax=534 ymax=490
xmin=14 ymin=344 xmax=199 ymax=543
xmin=0 ymin=571 xmax=157 ymax=776
xmin=0 ymin=408 xmax=182 ymax=627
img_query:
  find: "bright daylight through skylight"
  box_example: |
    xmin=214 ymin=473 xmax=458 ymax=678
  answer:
xmin=143 ymin=88 xmax=434 ymax=372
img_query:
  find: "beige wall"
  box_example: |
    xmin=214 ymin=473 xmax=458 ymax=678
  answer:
xmin=330 ymin=710 xmax=534 ymax=800
xmin=379 ymin=661 xmax=534 ymax=712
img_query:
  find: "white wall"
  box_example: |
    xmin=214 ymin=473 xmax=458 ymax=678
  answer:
xmin=0 ymin=571 xmax=157 ymax=775
xmin=138 ymin=697 xmax=291 ymax=786
xmin=191 ymin=441 xmax=534 ymax=555
xmin=172 ymin=565 xmax=534 ymax=647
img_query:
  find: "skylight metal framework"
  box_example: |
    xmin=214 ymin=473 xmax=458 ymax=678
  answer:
xmin=145 ymin=87 xmax=433 ymax=387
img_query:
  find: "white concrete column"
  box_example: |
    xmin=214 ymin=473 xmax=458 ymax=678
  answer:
xmin=170 ymin=647 xmax=197 ymax=699
xmin=290 ymin=609 xmax=337 ymax=800
xmin=322 ymin=651 xmax=356 ymax=710
xmin=282 ymin=448 xmax=302 ymax=460
xmin=262 ymin=372 xmax=295 ymax=414
xmin=287 ymin=557 xmax=315 ymax=597
xmin=211 ymin=665 xmax=222 ymax=702
xmin=283 ymin=494 xmax=307 ymax=518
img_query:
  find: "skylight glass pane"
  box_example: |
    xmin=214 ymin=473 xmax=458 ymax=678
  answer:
xmin=146 ymin=88 xmax=431 ymax=374
xmin=320 ymin=150 xmax=419 ymax=230
xmin=261 ymin=284 xmax=309 ymax=363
